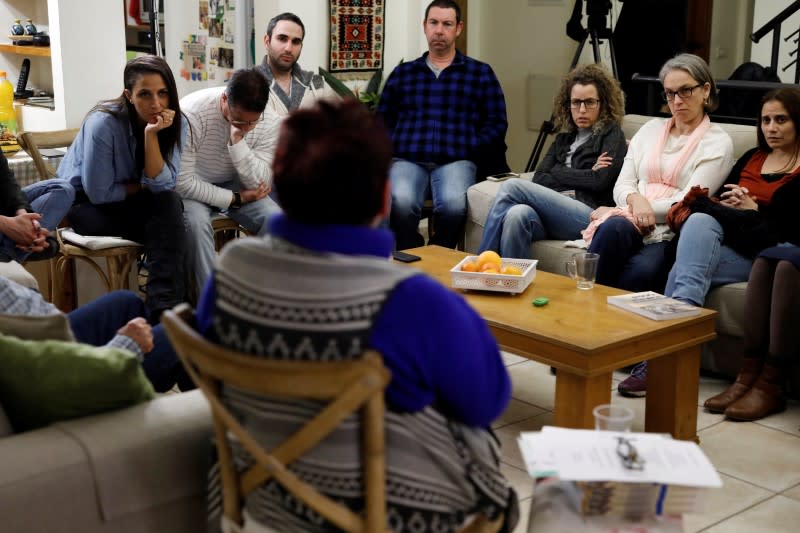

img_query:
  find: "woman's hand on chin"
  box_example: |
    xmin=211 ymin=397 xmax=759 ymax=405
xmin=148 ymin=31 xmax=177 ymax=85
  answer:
xmin=144 ymin=109 xmax=175 ymax=135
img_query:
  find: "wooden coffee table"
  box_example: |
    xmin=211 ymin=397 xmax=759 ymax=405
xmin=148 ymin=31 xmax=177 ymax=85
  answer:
xmin=400 ymin=246 xmax=717 ymax=441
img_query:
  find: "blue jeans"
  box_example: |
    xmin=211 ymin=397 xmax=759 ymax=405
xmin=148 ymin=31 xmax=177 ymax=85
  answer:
xmin=389 ymin=159 xmax=476 ymax=250
xmin=68 ymin=290 xmax=193 ymax=392
xmin=588 ymin=216 xmax=671 ymax=292
xmin=664 ymin=213 xmax=753 ymax=306
xmin=183 ymin=180 xmax=282 ymax=290
xmin=0 ymin=179 xmax=74 ymax=262
xmin=479 ymin=180 xmax=592 ymax=258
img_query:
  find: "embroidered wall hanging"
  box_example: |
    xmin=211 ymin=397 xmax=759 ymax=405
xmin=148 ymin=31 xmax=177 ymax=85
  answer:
xmin=329 ymin=0 xmax=384 ymax=74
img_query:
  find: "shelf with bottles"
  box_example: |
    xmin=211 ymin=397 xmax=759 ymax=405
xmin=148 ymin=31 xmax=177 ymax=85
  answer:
xmin=0 ymin=44 xmax=50 ymax=57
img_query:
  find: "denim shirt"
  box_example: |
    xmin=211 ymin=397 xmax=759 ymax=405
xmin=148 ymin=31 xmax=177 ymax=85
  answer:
xmin=57 ymin=110 xmax=185 ymax=204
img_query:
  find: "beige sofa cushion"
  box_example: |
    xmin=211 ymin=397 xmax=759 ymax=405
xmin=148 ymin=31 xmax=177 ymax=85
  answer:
xmin=0 ymin=261 xmax=38 ymax=290
xmin=55 ymin=390 xmax=211 ymax=521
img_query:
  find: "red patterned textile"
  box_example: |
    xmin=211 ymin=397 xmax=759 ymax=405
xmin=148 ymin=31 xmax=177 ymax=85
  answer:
xmin=329 ymin=0 xmax=384 ymax=73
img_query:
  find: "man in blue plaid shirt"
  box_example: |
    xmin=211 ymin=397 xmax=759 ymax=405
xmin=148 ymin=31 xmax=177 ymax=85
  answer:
xmin=377 ymin=0 xmax=508 ymax=250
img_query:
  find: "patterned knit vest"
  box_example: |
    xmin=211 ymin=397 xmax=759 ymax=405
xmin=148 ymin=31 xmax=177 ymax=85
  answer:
xmin=208 ymin=236 xmax=513 ymax=533
xmin=212 ymin=236 xmax=415 ymax=361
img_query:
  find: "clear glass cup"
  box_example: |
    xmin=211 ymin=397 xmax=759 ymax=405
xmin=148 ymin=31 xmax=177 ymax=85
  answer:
xmin=565 ymin=252 xmax=599 ymax=290
xmin=592 ymin=404 xmax=634 ymax=431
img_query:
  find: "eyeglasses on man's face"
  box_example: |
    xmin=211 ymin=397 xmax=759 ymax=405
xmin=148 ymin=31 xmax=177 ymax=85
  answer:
xmin=569 ymin=98 xmax=600 ymax=110
xmin=228 ymin=113 xmax=265 ymax=127
xmin=661 ymin=84 xmax=703 ymax=102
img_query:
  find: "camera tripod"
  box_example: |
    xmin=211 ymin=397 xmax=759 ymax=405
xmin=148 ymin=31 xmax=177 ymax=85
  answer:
xmin=524 ymin=27 xmax=618 ymax=172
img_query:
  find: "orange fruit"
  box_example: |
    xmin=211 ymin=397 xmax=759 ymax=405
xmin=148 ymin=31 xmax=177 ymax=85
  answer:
xmin=476 ymin=250 xmax=502 ymax=269
xmin=480 ymin=263 xmax=499 ymax=273
xmin=461 ymin=260 xmax=479 ymax=272
xmin=501 ymin=265 xmax=523 ymax=276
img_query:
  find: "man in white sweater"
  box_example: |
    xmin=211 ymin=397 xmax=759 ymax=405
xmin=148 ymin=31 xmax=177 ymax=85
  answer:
xmin=178 ymin=67 xmax=282 ymax=292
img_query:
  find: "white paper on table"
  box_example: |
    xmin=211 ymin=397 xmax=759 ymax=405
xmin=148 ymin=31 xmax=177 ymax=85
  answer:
xmin=518 ymin=426 xmax=722 ymax=488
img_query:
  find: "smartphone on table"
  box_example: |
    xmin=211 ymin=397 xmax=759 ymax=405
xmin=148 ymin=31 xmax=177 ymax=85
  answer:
xmin=392 ymin=251 xmax=421 ymax=263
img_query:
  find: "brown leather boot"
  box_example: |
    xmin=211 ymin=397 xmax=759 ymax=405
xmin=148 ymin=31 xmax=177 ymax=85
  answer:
xmin=704 ymin=357 xmax=763 ymax=413
xmin=724 ymin=364 xmax=786 ymax=421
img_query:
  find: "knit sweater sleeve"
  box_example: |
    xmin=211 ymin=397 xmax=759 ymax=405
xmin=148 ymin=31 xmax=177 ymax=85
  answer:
xmin=369 ymin=274 xmax=511 ymax=428
xmin=176 ymin=109 xmax=234 ymax=209
xmin=227 ymin=110 xmax=282 ymax=190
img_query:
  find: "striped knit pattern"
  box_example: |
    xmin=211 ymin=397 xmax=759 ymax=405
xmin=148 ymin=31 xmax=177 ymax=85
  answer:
xmin=177 ymin=87 xmax=282 ymax=209
xmin=208 ymin=236 xmax=512 ymax=532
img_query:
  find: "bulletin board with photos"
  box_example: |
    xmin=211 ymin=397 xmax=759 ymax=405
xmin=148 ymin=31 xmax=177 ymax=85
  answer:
xmin=179 ymin=0 xmax=237 ymax=82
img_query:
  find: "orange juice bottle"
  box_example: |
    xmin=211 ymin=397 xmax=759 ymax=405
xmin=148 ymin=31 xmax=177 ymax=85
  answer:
xmin=0 ymin=71 xmax=19 ymax=153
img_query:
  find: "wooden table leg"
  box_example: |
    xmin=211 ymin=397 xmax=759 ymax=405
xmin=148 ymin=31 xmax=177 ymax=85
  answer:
xmin=646 ymin=346 xmax=701 ymax=441
xmin=554 ymin=371 xmax=612 ymax=429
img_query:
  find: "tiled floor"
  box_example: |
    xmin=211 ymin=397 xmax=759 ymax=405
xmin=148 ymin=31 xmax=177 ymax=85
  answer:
xmin=496 ymin=352 xmax=800 ymax=533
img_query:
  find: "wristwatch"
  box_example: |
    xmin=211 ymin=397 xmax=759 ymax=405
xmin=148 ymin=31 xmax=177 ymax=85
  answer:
xmin=230 ymin=192 xmax=242 ymax=209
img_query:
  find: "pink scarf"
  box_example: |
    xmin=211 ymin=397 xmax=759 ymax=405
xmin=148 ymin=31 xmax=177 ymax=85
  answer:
xmin=645 ymin=115 xmax=711 ymax=200
xmin=581 ymin=115 xmax=712 ymax=244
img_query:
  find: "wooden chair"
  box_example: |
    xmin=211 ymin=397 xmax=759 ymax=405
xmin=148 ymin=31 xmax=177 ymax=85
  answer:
xmin=212 ymin=213 xmax=248 ymax=252
xmin=161 ymin=304 xmax=393 ymax=533
xmin=17 ymin=130 xmax=143 ymax=311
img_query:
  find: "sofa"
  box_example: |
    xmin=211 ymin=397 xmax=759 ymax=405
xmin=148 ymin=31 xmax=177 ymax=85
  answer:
xmin=0 ymin=390 xmax=211 ymax=532
xmin=0 ymin=260 xmax=215 ymax=532
xmin=465 ymin=114 xmax=800 ymax=391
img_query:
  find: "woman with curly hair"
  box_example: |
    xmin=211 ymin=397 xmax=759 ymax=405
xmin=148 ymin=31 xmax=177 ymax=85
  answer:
xmin=478 ymin=63 xmax=626 ymax=258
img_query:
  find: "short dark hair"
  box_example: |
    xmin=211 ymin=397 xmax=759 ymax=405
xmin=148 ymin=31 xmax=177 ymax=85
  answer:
xmin=424 ymin=0 xmax=461 ymax=23
xmin=225 ymin=67 xmax=269 ymax=113
xmin=757 ymin=88 xmax=800 ymax=160
xmin=273 ymin=100 xmax=392 ymax=225
xmin=266 ymin=12 xmax=305 ymax=39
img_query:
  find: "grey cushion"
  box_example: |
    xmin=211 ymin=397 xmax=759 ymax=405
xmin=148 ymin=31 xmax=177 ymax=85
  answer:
xmin=0 ymin=312 xmax=75 ymax=342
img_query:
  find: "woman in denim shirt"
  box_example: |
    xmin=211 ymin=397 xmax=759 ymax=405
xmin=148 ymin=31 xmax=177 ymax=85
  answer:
xmin=57 ymin=56 xmax=187 ymax=323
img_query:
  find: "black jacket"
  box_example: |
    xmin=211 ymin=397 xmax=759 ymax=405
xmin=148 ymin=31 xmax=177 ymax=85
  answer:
xmin=0 ymin=153 xmax=31 ymax=217
xmin=532 ymin=122 xmax=627 ymax=209
xmin=692 ymin=147 xmax=800 ymax=257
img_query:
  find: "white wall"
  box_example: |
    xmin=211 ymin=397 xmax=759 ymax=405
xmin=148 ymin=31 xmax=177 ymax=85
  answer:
xmin=50 ymin=0 xmax=126 ymax=129
xmin=710 ymin=0 xmax=754 ymax=79
xmin=751 ymin=0 xmax=800 ymax=82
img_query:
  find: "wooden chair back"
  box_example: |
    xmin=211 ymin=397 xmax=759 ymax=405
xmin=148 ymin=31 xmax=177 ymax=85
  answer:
xmin=161 ymin=304 xmax=392 ymax=533
xmin=16 ymin=129 xmax=79 ymax=180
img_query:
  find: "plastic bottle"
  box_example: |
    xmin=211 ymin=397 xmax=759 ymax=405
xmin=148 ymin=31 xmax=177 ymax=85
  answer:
xmin=0 ymin=71 xmax=19 ymax=151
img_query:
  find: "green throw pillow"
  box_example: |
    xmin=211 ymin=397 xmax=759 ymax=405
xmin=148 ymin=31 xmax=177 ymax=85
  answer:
xmin=0 ymin=334 xmax=156 ymax=432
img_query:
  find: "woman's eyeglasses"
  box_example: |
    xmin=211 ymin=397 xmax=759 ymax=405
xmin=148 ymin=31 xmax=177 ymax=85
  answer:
xmin=569 ymin=98 xmax=600 ymax=109
xmin=661 ymin=84 xmax=703 ymax=102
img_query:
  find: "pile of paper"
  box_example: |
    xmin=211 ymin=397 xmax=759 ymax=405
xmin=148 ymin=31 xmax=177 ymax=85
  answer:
xmin=518 ymin=426 xmax=722 ymax=517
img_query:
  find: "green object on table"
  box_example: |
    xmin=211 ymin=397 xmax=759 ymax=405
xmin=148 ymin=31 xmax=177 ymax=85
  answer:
xmin=533 ymin=297 xmax=549 ymax=307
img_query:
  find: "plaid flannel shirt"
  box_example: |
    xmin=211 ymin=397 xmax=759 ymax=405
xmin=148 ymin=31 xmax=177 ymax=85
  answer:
xmin=376 ymin=51 xmax=508 ymax=165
